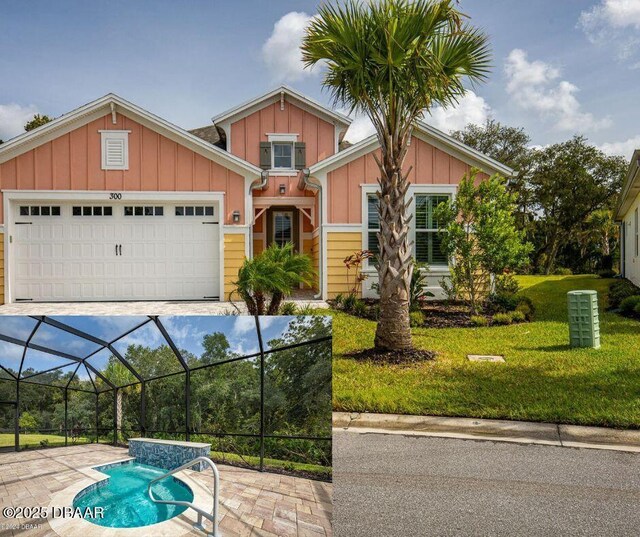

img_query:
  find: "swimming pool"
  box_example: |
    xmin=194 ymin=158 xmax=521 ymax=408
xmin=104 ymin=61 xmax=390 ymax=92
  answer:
xmin=73 ymin=461 xmax=194 ymax=528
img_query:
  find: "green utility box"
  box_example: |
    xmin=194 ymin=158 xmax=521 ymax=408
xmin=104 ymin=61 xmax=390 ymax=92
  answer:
xmin=567 ymin=290 xmax=600 ymax=349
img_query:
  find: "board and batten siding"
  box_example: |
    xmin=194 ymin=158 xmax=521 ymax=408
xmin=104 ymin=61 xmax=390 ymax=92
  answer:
xmin=223 ymin=233 xmax=246 ymax=299
xmin=326 ymin=136 xmax=488 ymax=224
xmin=0 ymin=113 xmax=246 ymax=225
xmin=230 ymin=100 xmax=336 ymax=168
xmin=623 ymin=190 xmax=640 ymax=287
xmin=326 ymin=232 xmax=362 ymax=298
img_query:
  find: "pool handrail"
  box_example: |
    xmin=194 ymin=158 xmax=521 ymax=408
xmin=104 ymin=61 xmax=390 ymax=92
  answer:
xmin=147 ymin=456 xmax=220 ymax=537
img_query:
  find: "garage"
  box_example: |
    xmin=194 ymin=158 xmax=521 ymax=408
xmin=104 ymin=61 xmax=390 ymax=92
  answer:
xmin=9 ymin=198 xmax=221 ymax=302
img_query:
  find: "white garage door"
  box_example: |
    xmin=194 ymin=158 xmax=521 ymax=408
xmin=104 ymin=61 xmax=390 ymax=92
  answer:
xmin=12 ymin=201 xmax=221 ymax=301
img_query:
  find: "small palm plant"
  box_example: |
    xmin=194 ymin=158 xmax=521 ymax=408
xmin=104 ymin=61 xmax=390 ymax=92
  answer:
xmin=233 ymin=243 xmax=316 ymax=315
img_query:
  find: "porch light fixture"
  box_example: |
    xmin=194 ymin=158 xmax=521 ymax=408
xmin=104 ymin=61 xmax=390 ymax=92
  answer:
xmin=232 ymin=210 xmax=241 ymax=223
xmin=279 ymin=184 xmax=286 ymax=195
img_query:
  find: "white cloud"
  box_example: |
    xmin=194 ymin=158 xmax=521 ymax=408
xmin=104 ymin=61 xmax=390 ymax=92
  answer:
xmin=262 ymin=11 xmax=317 ymax=83
xmin=342 ymin=111 xmax=376 ymax=144
xmin=578 ymin=0 xmax=640 ymax=63
xmin=0 ymin=103 xmax=38 ymax=141
xmin=504 ymin=49 xmax=611 ymax=133
xmin=426 ymin=91 xmax=492 ymax=133
xmin=598 ymin=134 xmax=640 ymax=158
xmin=233 ymin=316 xmax=257 ymax=336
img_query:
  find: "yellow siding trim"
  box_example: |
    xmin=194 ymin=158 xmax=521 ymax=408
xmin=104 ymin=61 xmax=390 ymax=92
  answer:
xmin=224 ymin=233 xmax=246 ymax=300
xmin=326 ymin=231 xmax=362 ymax=298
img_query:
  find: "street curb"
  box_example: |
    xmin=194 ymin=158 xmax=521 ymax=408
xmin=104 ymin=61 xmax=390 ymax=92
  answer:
xmin=333 ymin=412 xmax=640 ymax=453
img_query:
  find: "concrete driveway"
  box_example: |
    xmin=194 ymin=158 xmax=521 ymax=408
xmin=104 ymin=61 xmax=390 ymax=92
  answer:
xmin=0 ymin=300 xmax=328 ymax=316
xmin=333 ymin=430 xmax=640 ymax=536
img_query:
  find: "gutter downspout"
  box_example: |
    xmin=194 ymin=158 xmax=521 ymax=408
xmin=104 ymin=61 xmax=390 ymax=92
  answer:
xmin=248 ymin=170 xmax=269 ymax=258
xmin=299 ymin=168 xmax=323 ymax=299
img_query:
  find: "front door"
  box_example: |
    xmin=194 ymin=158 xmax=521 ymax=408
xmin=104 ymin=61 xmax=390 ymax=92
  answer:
xmin=267 ymin=207 xmax=299 ymax=251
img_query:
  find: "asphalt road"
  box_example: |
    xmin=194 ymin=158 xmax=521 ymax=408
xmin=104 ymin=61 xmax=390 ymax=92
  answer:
xmin=333 ymin=431 xmax=640 ymax=536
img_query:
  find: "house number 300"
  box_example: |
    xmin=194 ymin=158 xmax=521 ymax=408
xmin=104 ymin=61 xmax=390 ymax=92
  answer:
xmin=109 ymin=193 xmax=122 ymax=200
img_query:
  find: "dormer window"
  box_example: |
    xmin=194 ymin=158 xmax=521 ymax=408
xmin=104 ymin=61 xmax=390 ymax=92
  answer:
xmin=260 ymin=134 xmax=305 ymax=172
xmin=100 ymin=130 xmax=130 ymax=170
xmin=273 ymin=142 xmax=293 ymax=169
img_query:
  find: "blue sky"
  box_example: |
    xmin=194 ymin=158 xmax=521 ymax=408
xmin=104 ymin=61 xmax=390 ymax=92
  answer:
xmin=0 ymin=315 xmax=327 ymax=379
xmin=0 ymin=0 xmax=639 ymax=156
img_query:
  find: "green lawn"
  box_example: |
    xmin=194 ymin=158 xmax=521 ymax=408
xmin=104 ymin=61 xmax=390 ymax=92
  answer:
xmin=0 ymin=433 xmax=90 ymax=448
xmin=333 ymin=275 xmax=640 ymax=428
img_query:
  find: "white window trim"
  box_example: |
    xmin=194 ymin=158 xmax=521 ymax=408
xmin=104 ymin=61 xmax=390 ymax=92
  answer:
xmin=361 ymin=184 xmax=457 ymax=270
xmin=635 ymin=207 xmax=639 ymax=258
xmin=271 ymin=140 xmax=295 ymax=171
xmin=100 ymin=130 xmax=130 ymax=170
xmin=267 ymin=133 xmax=298 ymax=142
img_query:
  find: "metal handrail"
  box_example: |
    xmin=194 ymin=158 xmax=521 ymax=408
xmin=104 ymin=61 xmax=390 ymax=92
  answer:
xmin=147 ymin=456 xmax=220 ymax=537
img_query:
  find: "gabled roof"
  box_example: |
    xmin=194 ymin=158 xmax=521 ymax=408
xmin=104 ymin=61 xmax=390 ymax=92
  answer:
xmin=211 ymin=85 xmax=353 ymax=128
xmin=616 ymin=149 xmax=640 ymax=220
xmin=0 ymin=93 xmax=262 ymax=177
xmin=309 ymin=120 xmax=515 ymax=178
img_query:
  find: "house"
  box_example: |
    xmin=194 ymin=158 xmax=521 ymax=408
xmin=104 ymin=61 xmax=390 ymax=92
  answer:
xmin=617 ymin=150 xmax=640 ymax=287
xmin=0 ymin=86 xmax=512 ymax=304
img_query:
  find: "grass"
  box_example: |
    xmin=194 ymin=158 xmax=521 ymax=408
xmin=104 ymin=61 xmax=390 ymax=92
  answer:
xmin=333 ymin=275 xmax=640 ymax=428
xmin=209 ymin=450 xmax=331 ymax=479
xmin=0 ymin=433 xmax=90 ymax=448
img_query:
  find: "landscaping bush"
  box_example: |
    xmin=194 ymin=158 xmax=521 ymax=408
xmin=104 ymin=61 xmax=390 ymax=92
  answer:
xmin=553 ymin=267 xmax=573 ymax=275
xmin=515 ymin=295 xmax=536 ymax=321
xmin=409 ymin=311 xmax=424 ymax=328
xmin=470 ymin=315 xmax=489 ymax=327
xmin=510 ymin=310 xmax=526 ymax=323
xmin=619 ymin=295 xmax=640 ymax=316
xmin=492 ymin=312 xmax=514 ymax=325
xmin=634 ymin=302 xmax=640 ymax=317
xmin=609 ymin=279 xmax=640 ymax=309
xmin=410 ymin=261 xmax=433 ymax=311
xmin=279 ymin=302 xmax=297 ymax=315
xmin=352 ymin=300 xmax=368 ymax=318
xmin=598 ymin=269 xmax=617 ymax=278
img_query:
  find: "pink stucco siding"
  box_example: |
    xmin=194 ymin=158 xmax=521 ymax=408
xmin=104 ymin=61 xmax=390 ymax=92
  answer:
xmin=230 ymin=100 xmax=336 ymax=167
xmin=327 ymin=136 xmax=489 ymax=224
xmin=0 ymin=113 xmax=246 ymax=225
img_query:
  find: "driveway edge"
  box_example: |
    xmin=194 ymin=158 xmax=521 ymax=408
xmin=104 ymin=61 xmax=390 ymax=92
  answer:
xmin=333 ymin=412 xmax=640 ymax=453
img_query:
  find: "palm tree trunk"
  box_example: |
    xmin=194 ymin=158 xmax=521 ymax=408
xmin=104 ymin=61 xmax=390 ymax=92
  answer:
xmin=116 ymin=390 xmax=122 ymax=444
xmin=374 ymin=149 xmax=413 ymax=351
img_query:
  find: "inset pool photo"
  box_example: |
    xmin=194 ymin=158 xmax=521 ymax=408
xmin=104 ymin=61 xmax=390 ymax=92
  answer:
xmin=0 ymin=315 xmax=332 ymax=537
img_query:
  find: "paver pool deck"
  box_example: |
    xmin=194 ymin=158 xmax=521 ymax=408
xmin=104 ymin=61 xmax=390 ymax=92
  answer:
xmin=0 ymin=444 xmax=332 ymax=537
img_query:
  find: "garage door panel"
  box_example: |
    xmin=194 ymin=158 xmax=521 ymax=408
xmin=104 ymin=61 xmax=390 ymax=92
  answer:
xmin=12 ymin=201 xmax=220 ymax=301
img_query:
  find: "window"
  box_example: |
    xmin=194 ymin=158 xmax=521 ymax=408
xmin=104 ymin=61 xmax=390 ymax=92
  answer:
xmin=19 ymin=206 xmax=61 ymax=217
xmin=366 ymin=194 xmax=380 ymax=261
xmin=124 ymin=206 xmax=164 ymax=216
xmin=272 ymin=142 xmax=293 ymax=169
xmin=175 ymin=206 xmax=214 ymax=216
xmin=635 ymin=207 xmax=639 ymax=258
xmin=273 ymin=211 xmax=293 ymax=247
xmin=72 ymin=206 xmax=113 ymax=217
xmin=100 ymin=131 xmax=130 ymax=170
xmin=415 ymin=194 xmax=449 ymax=265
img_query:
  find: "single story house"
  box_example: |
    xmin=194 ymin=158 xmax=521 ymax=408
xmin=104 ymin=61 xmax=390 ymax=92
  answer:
xmin=617 ymin=149 xmax=640 ymax=287
xmin=0 ymin=86 xmax=512 ymax=304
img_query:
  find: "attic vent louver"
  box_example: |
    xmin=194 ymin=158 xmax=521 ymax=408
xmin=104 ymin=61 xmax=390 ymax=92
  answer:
xmin=100 ymin=130 xmax=130 ymax=170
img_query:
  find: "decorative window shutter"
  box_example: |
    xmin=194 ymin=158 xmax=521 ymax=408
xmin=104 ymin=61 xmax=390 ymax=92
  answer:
xmin=295 ymin=142 xmax=306 ymax=169
xmin=259 ymin=142 xmax=271 ymax=169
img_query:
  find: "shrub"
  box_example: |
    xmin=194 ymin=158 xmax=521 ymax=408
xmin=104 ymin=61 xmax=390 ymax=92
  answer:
xmin=342 ymin=293 xmax=357 ymax=312
xmin=495 ymin=273 xmax=521 ymax=296
xmin=39 ymin=439 xmax=49 ymax=448
xmin=634 ymin=302 xmax=640 ymax=317
xmin=410 ymin=261 xmax=433 ymax=311
xmin=409 ymin=310 xmax=424 ymax=328
xmin=470 ymin=315 xmax=489 ymax=327
xmin=553 ymin=267 xmax=573 ymax=275
xmin=296 ymin=304 xmax=315 ymax=316
xmin=598 ymin=269 xmax=617 ymax=279
xmin=352 ymin=299 xmax=368 ymax=318
xmin=510 ymin=310 xmax=526 ymax=323
xmin=492 ymin=312 xmax=513 ymax=325
xmin=279 ymin=302 xmax=297 ymax=315
xmin=514 ymin=295 xmax=535 ymax=321
xmin=333 ymin=294 xmax=344 ymax=307
xmin=619 ymin=295 xmax=640 ymax=315
xmin=609 ymin=279 xmax=640 ymax=309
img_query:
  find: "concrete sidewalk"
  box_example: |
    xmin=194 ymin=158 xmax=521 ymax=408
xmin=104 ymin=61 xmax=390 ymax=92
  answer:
xmin=333 ymin=411 xmax=640 ymax=452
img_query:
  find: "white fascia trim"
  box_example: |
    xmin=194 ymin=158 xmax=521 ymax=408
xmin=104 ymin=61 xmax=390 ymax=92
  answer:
xmin=267 ymin=170 xmax=298 ymax=177
xmin=253 ymin=196 xmax=316 ymax=207
xmin=616 ymin=149 xmax=640 ymax=220
xmin=267 ymin=133 xmax=298 ymax=142
xmin=0 ymin=93 xmax=262 ymax=179
xmin=2 ymin=190 xmax=226 ymax=203
xmin=324 ymin=224 xmax=361 ymax=231
xmin=212 ymin=85 xmax=352 ymax=128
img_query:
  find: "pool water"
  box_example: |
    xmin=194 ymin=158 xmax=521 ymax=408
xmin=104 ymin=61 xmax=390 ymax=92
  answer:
xmin=73 ymin=461 xmax=194 ymax=528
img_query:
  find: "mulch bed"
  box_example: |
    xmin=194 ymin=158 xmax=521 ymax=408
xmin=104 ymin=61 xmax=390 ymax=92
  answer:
xmin=344 ymin=347 xmax=436 ymax=365
xmin=420 ymin=302 xmax=478 ymax=328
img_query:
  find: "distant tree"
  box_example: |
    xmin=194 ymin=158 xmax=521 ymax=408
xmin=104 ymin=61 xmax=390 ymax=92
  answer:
xmin=451 ymin=120 xmax=535 ymax=231
xmin=435 ymin=171 xmax=532 ymax=314
xmin=24 ymin=114 xmax=53 ymax=132
xmin=19 ymin=411 xmax=38 ymax=432
xmin=529 ymin=136 xmax=625 ymax=274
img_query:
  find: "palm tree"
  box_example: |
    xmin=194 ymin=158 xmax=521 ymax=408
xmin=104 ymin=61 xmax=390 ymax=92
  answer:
xmin=234 ymin=243 xmax=316 ymax=315
xmin=104 ymin=358 xmax=136 ymax=443
xmin=302 ymin=0 xmax=490 ymax=350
